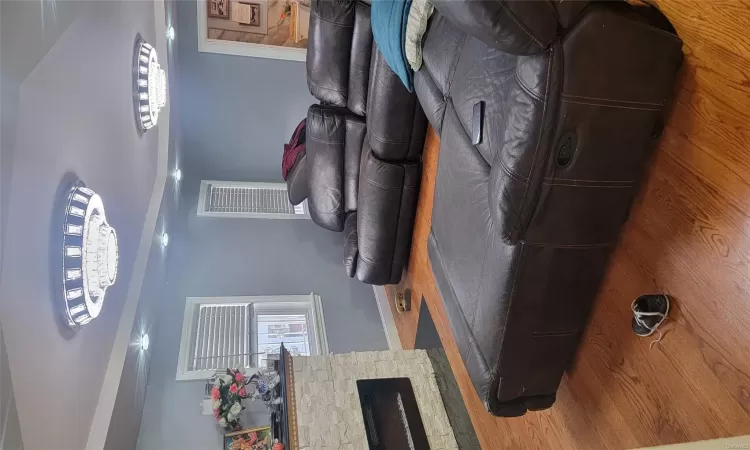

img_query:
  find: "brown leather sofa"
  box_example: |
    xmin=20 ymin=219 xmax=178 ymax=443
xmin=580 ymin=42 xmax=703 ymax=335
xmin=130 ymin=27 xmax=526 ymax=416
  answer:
xmin=286 ymin=0 xmax=427 ymax=285
xmin=416 ymin=1 xmax=684 ymax=415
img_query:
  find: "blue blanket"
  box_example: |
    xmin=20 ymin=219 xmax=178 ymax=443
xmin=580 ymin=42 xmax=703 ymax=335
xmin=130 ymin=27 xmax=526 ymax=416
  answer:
xmin=371 ymin=0 xmax=414 ymax=92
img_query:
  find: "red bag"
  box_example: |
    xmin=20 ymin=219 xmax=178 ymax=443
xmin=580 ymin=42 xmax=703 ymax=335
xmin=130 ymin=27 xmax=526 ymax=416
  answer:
xmin=282 ymin=118 xmax=306 ymax=180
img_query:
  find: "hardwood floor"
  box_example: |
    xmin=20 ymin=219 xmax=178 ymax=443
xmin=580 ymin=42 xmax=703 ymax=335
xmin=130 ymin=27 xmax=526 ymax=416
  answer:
xmin=386 ymin=2 xmax=750 ymax=448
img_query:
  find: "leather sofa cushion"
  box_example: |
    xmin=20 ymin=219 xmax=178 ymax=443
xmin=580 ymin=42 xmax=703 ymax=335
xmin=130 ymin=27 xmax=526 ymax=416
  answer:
xmin=356 ymin=146 xmax=420 ymax=284
xmin=344 ymin=116 xmax=366 ymax=212
xmin=367 ymin=47 xmax=427 ymax=161
xmin=347 ymin=1 xmax=373 ymax=115
xmin=307 ymin=0 xmax=355 ymax=106
xmin=306 ymin=105 xmax=366 ymax=230
xmin=432 ymin=0 xmax=557 ymax=55
xmin=307 ymin=0 xmax=373 ymax=114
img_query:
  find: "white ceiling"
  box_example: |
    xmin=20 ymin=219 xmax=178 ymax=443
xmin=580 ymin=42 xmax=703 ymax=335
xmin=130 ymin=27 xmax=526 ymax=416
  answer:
xmin=0 ymin=1 xmax=172 ymax=448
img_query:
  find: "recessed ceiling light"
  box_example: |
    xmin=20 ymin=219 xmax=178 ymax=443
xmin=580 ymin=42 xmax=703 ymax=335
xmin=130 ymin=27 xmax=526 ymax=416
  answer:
xmin=173 ymin=169 xmax=182 ymax=182
xmin=133 ymin=38 xmax=167 ymax=132
xmin=140 ymin=333 xmax=150 ymax=351
xmin=60 ymin=181 xmax=119 ymax=328
xmin=160 ymin=232 xmax=169 ymax=248
xmin=167 ymin=26 xmax=175 ymax=41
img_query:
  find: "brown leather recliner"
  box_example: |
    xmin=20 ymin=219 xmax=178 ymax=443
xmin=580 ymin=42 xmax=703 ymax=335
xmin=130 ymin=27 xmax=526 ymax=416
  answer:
xmin=417 ymin=1 xmax=683 ymax=416
xmin=286 ymin=0 xmax=427 ymax=285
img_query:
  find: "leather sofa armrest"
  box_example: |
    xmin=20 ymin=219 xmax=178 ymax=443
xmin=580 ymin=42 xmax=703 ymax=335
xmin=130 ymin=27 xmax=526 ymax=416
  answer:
xmin=286 ymin=152 xmax=309 ymax=205
xmin=432 ymin=0 xmax=557 ymax=55
xmin=306 ymin=105 xmax=347 ymax=231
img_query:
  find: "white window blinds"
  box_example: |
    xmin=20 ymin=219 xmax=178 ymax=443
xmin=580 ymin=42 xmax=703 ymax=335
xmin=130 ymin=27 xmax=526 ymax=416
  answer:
xmin=197 ymin=181 xmax=309 ymax=219
xmin=190 ymin=303 xmax=251 ymax=371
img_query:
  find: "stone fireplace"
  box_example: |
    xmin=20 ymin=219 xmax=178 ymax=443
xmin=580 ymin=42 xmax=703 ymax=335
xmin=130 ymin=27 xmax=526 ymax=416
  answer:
xmin=289 ymin=349 xmax=468 ymax=450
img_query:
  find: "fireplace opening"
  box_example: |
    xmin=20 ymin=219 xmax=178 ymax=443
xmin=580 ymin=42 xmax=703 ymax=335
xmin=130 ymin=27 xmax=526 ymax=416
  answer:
xmin=357 ymin=378 xmax=430 ymax=450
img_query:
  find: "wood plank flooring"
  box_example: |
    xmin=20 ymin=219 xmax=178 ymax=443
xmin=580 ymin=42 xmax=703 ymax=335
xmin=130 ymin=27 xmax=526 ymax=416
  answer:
xmin=385 ymin=2 xmax=750 ymax=447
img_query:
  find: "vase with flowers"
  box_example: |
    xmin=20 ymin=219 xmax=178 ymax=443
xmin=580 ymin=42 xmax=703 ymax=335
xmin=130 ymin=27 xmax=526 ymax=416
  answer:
xmin=211 ymin=368 xmax=254 ymax=430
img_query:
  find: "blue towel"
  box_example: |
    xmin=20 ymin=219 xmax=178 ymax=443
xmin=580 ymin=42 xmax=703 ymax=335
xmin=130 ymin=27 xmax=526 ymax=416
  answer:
xmin=371 ymin=0 xmax=414 ymax=92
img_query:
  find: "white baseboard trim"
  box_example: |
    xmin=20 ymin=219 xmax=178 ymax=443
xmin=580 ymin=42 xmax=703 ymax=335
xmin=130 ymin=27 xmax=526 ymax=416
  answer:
xmin=373 ymin=286 xmax=402 ymax=350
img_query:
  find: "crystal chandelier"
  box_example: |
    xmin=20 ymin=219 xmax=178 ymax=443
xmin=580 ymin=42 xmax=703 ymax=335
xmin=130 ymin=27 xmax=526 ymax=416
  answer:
xmin=134 ymin=38 xmax=167 ymax=132
xmin=61 ymin=181 xmax=119 ymax=328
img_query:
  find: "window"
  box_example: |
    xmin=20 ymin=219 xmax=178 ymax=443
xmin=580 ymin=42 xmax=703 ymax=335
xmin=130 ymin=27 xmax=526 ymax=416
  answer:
xmin=176 ymin=294 xmax=328 ymax=381
xmin=197 ymin=180 xmax=310 ymax=219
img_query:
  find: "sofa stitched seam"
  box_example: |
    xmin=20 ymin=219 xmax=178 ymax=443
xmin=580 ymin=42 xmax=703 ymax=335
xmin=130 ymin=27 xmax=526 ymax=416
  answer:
xmin=497 ymin=158 xmax=530 ymax=184
xmin=498 ymin=1 xmax=543 ymax=49
xmin=443 ymin=34 xmax=468 ymax=96
xmin=544 ymin=176 xmax=637 ymax=184
xmin=311 ymin=13 xmax=354 ymax=27
xmin=309 ymin=111 xmax=348 ymax=121
xmin=515 ymin=72 xmax=544 ymax=102
xmin=356 ymin=254 xmax=393 ymax=267
xmin=349 ymin=64 xmax=369 ymax=73
xmin=520 ymin=240 xmax=612 ymax=248
xmin=562 ymin=93 xmax=663 ymax=106
xmin=308 ymin=136 xmax=344 ymax=145
xmin=370 ymin=133 xmax=409 ymax=145
xmin=543 ymin=182 xmax=635 ymax=188
xmin=489 ymin=244 xmax=526 ymax=391
xmin=307 ymin=203 xmax=344 ymax=216
xmin=562 ymin=99 xmax=661 ymax=111
xmin=512 ymin=46 xmax=553 ymax=236
xmin=308 ymin=78 xmax=348 ymax=94
xmin=365 ymin=178 xmax=400 ymax=191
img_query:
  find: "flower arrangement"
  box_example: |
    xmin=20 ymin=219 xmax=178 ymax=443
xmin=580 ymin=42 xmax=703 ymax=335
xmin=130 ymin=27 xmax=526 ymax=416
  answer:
xmin=211 ymin=368 xmax=253 ymax=430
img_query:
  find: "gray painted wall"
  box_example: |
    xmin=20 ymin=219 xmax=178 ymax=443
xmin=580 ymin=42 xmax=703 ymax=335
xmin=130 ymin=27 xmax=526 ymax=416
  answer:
xmin=138 ymin=182 xmax=387 ymax=450
xmin=176 ymin=0 xmax=315 ymax=182
xmin=138 ymin=2 xmax=386 ymax=448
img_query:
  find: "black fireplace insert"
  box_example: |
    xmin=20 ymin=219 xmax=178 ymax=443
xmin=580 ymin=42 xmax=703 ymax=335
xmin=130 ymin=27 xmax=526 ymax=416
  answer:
xmin=357 ymin=378 xmax=430 ymax=450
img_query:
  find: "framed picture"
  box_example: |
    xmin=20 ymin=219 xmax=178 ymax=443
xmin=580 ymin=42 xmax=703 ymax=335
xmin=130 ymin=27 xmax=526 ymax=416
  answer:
xmin=208 ymin=0 xmax=230 ymax=19
xmin=232 ymin=2 xmax=262 ymax=26
xmin=224 ymin=426 xmax=272 ymax=450
xmin=198 ymin=0 xmax=307 ymax=62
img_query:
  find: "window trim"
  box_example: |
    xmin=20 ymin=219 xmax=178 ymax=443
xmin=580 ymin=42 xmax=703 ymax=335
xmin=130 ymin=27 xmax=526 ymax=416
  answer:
xmin=176 ymin=294 xmax=328 ymax=381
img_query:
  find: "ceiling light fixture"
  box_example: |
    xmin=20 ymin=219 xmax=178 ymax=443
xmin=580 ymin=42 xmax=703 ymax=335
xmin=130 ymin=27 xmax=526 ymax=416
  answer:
xmin=133 ymin=37 xmax=167 ymax=132
xmin=173 ymin=168 xmax=182 ymax=182
xmin=166 ymin=26 xmax=175 ymax=41
xmin=140 ymin=333 xmax=150 ymax=351
xmin=160 ymin=232 xmax=169 ymax=248
xmin=60 ymin=181 xmax=119 ymax=328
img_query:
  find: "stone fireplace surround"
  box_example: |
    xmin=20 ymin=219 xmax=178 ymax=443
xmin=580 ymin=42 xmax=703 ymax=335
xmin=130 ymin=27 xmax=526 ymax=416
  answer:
xmin=290 ymin=349 xmax=466 ymax=450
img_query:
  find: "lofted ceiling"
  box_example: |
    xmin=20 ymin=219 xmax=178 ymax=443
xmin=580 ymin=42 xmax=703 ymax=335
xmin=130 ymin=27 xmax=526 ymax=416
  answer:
xmin=0 ymin=0 xmax=178 ymax=448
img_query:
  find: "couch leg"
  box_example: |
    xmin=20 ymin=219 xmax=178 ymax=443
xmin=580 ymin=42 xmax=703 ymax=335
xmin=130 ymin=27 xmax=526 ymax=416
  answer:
xmin=395 ymin=289 xmax=411 ymax=313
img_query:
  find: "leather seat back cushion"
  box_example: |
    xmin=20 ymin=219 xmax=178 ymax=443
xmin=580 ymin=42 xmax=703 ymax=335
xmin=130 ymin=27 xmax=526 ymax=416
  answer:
xmin=307 ymin=0 xmax=373 ymax=112
xmin=348 ymin=2 xmax=373 ymax=115
xmin=356 ymin=144 xmax=421 ymax=285
xmin=307 ymin=0 xmax=355 ymax=106
xmin=367 ymin=47 xmax=428 ymax=161
xmin=306 ymin=105 xmax=365 ymax=231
